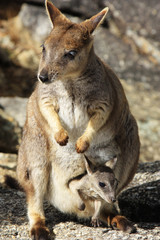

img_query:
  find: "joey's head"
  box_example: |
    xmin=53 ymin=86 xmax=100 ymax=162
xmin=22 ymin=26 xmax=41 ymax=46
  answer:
xmin=84 ymin=155 xmax=118 ymax=204
xmin=38 ymin=0 xmax=109 ymax=83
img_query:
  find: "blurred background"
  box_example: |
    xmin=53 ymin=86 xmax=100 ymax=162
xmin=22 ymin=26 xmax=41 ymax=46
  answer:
xmin=0 ymin=0 xmax=160 ymax=182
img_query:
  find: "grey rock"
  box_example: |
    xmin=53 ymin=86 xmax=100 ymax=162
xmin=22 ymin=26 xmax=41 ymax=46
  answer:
xmin=0 ymin=97 xmax=27 ymax=127
xmin=105 ymin=0 xmax=160 ymax=43
xmin=0 ymin=109 xmax=22 ymax=153
xmin=19 ymin=4 xmax=52 ymax=43
xmin=94 ymin=27 xmax=160 ymax=90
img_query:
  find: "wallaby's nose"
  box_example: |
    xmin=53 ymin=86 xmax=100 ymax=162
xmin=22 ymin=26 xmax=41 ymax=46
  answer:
xmin=38 ymin=73 xmax=49 ymax=83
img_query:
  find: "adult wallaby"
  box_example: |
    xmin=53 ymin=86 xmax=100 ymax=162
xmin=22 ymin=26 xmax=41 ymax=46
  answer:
xmin=17 ymin=0 xmax=140 ymax=239
xmin=69 ymin=156 xmax=118 ymax=227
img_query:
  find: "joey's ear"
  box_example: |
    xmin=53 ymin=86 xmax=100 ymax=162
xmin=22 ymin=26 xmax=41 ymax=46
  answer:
xmin=84 ymin=155 xmax=93 ymax=176
xmin=45 ymin=0 xmax=70 ymax=27
xmin=105 ymin=157 xmax=117 ymax=170
xmin=81 ymin=7 xmax=109 ymax=34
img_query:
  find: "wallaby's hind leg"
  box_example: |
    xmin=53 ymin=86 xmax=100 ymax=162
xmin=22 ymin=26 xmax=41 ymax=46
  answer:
xmin=18 ymin=164 xmax=51 ymax=240
xmin=26 ymin=168 xmax=50 ymax=240
xmin=108 ymin=215 xmax=136 ymax=233
xmin=99 ymin=206 xmax=135 ymax=233
xmin=17 ymin=126 xmax=51 ymax=239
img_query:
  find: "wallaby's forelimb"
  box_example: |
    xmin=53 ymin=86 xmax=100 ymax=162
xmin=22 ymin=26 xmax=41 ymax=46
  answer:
xmin=76 ymin=102 xmax=112 ymax=153
xmin=39 ymin=99 xmax=69 ymax=145
xmin=69 ymin=178 xmax=86 ymax=211
xmin=91 ymin=200 xmax=102 ymax=227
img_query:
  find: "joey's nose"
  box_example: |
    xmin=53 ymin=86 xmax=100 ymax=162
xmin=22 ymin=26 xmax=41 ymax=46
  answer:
xmin=38 ymin=74 xmax=49 ymax=83
xmin=111 ymin=197 xmax=116 ymax=203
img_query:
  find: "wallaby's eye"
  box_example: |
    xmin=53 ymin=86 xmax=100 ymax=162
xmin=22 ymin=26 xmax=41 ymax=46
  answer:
xmin=99 ymin=182 xmax=106 ymax=188
xmin=40 ymin=44 xmax=45 ymax=53
xmin=64 ymin=50 xmax=77 ymax=60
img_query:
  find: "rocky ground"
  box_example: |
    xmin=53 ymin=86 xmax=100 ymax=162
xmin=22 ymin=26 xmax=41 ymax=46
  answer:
xmin=0 ymin=0 xmax=160 ymax=239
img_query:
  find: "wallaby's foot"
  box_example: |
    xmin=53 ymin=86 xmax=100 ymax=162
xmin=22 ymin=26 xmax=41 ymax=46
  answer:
xmin=76 ymin=136 xmax=90 ymax=153
xmin=109 ymin=215 xmax=136 ymax=233
xmin=78 ymin=202 xmax=86 ymax=211
xmin=91 ymin=218 xmax=101 ymax=228
xmin=30 ymin=224 xmax=50 ymax=240
xmin=54 ymin=128 xmax=69 ymax=146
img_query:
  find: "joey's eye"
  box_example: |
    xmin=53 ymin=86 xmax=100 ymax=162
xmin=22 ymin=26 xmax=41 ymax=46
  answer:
xmin=40 ymin=44 xmax=45 ymax=52
xmin=115 ymin=179 xmax=119 ymax=188
xmin=64 ymin=50 xmax=77 ymax=60
xmin=99 ymin=182 xmax=106 ymax=188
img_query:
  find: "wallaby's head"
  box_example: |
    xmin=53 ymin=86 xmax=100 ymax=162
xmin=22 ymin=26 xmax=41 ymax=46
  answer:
xmin=84 ymin=155 xmax=118 ymax=204
xmin=38 ymin=0 xmax=109 ymax=83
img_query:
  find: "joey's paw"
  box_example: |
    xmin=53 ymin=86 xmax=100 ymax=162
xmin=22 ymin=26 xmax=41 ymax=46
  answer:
xmin=111 ymin=215 xmax=136 ymax=233
xmin=91 ymin=218 xmax=101 ymax=228
xmin=31 ymin=225 xmax=50 ymax=240
xmin=78 ymin=203 xmax=86 ymax=211
xmin=54 ymin=129 xmax=69 ymax=146
xmin=76 ymin=136 xmax=90 ymax=153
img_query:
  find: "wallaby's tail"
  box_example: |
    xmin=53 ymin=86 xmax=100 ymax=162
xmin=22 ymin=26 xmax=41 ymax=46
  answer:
xmin=4 ymin=175 xmax=23 ymax=191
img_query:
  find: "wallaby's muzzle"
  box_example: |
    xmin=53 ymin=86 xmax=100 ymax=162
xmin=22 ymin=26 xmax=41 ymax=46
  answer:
xmin=38 ymin=73 xmax=49 ymax=83
xmin=38 ymin=68 xmax=49 ymax=83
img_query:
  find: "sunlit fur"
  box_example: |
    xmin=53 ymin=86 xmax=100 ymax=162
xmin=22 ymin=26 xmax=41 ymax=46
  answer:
xmin=17 ymin=1 xmax=140 ymax=239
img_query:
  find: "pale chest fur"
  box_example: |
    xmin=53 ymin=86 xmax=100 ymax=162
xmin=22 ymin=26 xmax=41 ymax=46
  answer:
xmin=53 ymin=80 xmax=89 ymax=138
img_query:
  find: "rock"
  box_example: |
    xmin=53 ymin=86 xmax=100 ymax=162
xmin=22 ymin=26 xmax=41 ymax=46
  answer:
xmin=0 ymin=152 xmax=17 ymax=184
xmin=94 ymin=26 xmax=160 ymax=90
xmin=19 ymin=4 xmax=52 ymax=44
xmin=105 ymin=0 xmax=160 ymax=65
xmin=119 ymin=161 xmax=160 ymax=222
xmin=121 ymin=80 xmax=160 ymax=163
xmin=0 ymin=62 xmax=36 ymax=97
xmin=0 ymin=108 xmax=22 ymax=153
xmin=105 ymin=0 xmax=160 ymax=42
xmin=0 ymin=97 xmax=27 ymax=127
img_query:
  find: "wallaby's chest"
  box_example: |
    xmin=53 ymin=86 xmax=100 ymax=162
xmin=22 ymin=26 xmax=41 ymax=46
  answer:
xmin=53 ymin=81 xmax=89 ymax=136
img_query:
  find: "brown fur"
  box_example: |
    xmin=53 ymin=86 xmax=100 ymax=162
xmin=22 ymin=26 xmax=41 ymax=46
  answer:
xmin=16 ymin=1 xmax=140 ymax=239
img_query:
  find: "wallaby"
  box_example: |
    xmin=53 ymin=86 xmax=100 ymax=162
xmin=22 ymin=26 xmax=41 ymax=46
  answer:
xmin=16 ymin=1 xmax=140 ymax=239
xmin=69 ymin=156 xmax=118 ymax=227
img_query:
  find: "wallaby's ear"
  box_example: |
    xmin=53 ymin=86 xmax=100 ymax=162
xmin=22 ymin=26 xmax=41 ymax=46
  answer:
xmin=45 ymin=0 xmax=70 ymax=27
xmin=84 ymin=155 xmax=93 ymax=176
xmin=81 ymin=7 xmax=109 ymax=34
xmin=105 ymin=157 xmax=117 ymax=170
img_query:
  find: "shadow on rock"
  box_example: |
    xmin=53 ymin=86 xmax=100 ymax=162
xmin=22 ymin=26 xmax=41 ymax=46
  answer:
xmin=119 ymin=179 xmax=160 ymax=224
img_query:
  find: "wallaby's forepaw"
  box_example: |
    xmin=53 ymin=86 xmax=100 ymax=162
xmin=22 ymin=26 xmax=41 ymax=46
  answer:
xmin=76 ymin=136 xmax=90 ymax=153
xmin=54 ymin=128 xmax=69 ymax=146
xmin=78 ymin=203 xmax=86 ymax=211
xmin=111 ymin=215 xmax=136 ymax=233
xmin=31 ymin=225 xmax=50 ymax=240
xmin=91 ymin=218 xmax=101 ymax=228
